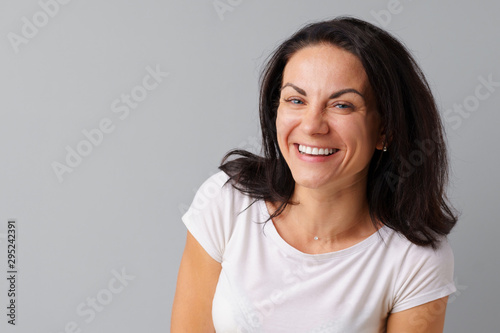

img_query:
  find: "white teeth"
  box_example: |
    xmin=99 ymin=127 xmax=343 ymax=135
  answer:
xmin=298 ymin=144 xmax=337 ymax=156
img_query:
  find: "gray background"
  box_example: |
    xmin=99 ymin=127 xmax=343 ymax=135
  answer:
xmin=0 ymin=0 xmax=498 ymax=332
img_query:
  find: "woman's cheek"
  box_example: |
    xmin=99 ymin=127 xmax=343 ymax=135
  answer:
xmin=277 ymin=109 xmax=300 ymax=130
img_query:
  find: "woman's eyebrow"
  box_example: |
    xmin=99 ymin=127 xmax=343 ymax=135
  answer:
xmin=281 ymin=83 xmax=306 ymax=95
xmin=329 ymin=88 xmax=365 ymax=100
xmin=281 ymin=83 xmax=365 ymax=100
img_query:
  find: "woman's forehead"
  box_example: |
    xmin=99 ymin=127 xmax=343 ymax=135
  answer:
xmin=281 ymin=44 xmax=372 ymax=96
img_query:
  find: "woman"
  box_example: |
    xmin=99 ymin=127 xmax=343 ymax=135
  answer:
xmin=172 ymin=17 xmax=457 ymax=332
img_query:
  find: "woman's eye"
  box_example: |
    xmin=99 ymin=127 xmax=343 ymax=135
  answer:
xmin=335 ymin=103 xmax=351 ymax=109
xmin=285 ymin=98 xmax=303 ymax=105
xmin=330 ymin=103 xmax=354 ymax=111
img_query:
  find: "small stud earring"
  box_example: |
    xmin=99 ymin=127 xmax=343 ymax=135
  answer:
xmin=383 ymin=145 xmax=387 ymax=152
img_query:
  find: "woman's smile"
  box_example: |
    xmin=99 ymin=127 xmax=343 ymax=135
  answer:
xmin=297 ymin=144 xmax=339 ymax=156
xmin=293 ymin=143 xmax=341 ymax=164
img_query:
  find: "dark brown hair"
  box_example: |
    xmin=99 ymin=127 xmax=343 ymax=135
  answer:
xmin=219 ymin=16 xmax=457 ymax=248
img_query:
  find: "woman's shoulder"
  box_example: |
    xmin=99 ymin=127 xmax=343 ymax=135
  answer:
xmin=378 ymin=227 xmax=456 ymax=312
xmin=181 ymin=171 xmax=260 ymax=262
xmin=378 ymin=226 xmax=454 ymax=278
xmin=381 ymin=226 xmax=454 ymax=264
xmin=185 ymin=171 xmax=256 ymax=215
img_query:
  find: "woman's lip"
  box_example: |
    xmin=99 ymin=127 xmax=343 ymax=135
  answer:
xmin=294 ymin=143 xmax=338 ymax=150
xmin=294 ymin=143 xmax=339 ymax=155
xmin=293 ymin=144 xmax=340 ymax=161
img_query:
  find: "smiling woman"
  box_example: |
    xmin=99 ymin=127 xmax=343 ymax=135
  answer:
xmin=276 ymin=44 xmax=382 ymax=198
xmin=172 ymin=17 xmax=457 ymax=333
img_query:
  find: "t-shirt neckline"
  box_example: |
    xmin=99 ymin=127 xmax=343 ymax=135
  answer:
xmin=257 ymin=199 xmax=389 ymax=261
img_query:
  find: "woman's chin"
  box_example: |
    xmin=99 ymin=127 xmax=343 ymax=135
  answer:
xmin=292 ymin=174 xmax=335 ymax=190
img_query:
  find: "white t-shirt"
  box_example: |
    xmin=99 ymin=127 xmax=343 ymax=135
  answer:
xmin=182 ymin=172 xmax=456 ymax=333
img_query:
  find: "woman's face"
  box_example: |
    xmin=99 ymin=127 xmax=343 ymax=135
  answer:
xmin=276 ymin=43 xmax=384 ymax=192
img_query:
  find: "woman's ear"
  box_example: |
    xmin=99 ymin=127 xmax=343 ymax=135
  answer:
xmin=376 ymin=134 xmax=386 ymax=151
xmin=375 ymin=124 xmax=388 ymax=151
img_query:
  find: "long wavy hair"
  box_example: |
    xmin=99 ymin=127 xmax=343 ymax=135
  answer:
xmin=219 ymin=16 xmax=457 ymax=248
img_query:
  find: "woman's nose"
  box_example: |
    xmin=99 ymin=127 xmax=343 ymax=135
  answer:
xmin=301 ymin=104 xmax=329 ymax=135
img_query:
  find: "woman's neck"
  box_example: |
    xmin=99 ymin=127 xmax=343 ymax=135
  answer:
xmin=271 ymin=178 xmax=380 ymax=253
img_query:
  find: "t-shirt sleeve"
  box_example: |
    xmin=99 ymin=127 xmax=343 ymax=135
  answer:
xmin=391 ymin=237 xmax=457 ymax=313
xmin=181 ymin=171 xmax=235 ymax=263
